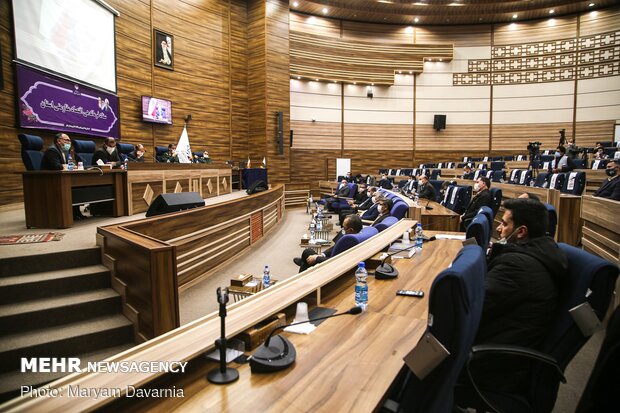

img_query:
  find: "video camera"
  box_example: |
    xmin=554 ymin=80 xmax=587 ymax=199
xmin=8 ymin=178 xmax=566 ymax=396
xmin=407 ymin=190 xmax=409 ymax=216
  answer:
xmin=527 ymin=141 xmax=542 ymax=152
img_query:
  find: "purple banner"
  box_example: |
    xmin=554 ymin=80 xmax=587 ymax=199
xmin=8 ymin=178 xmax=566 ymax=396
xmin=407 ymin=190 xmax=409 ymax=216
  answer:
xmin=16 ymin=64 xmax=120 ymax=139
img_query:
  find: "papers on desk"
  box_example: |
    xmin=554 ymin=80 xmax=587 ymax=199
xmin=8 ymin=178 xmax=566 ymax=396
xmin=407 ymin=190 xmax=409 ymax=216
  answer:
xmin=387 ymin=242 xmax=416 ymax=259
xmin=434 ymin=234 xmax=466 ymax=240
xmin=284 ymin=322 xmax=316 ymax=335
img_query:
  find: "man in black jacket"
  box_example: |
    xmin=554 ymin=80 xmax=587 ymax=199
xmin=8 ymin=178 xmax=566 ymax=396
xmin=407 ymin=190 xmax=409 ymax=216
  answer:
xmin=593 ymin=160 xmax=620 ymax=201
xmin=472 ymin=198 xmax=568 ymax=393
xmin=337 ymin=184 xmax=370 ymax=225
xmin=417 ymin=175 xmax=436 ymax=201
xmin=460 ymin=177 xmax=493 ymax=231
xmin=371 ymin=198 xmax=393 ymax=227
xmin=41 ymin=133 xmax=73 ymax=170
xmin=92 ymin=137 xmax=122 ymax=167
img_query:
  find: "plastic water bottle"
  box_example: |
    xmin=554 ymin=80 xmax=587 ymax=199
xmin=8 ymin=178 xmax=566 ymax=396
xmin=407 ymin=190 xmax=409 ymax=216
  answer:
xmin=415 ymin=223 xmax=424 ymax=251
xmin=355 ymin=262 xmax=368 ymax=310
xmin=263 ymin=265 xmax=271 ymax=288
xmin=413 ymin=194 xmax=419 ymax=206
xmin=67 ymin=154 xmax=74 ymax=171
xmin=317 ymin=218 xmax=322 ymax=233
xmin=310 ymin=220 xmax=316 ymax=242
xmin=123 ymin=158 xmax=129 ymax=171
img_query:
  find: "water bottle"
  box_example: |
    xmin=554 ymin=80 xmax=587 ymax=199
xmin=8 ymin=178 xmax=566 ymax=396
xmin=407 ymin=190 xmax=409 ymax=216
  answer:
xmin=123 ymin=158 xmax=129 ymax=171
xmin=67 ymin=154 xmax=74 ymax=171
xmin=310 ymin=220 xmax=316 ymax=242
xmin=415 ymin=223 xmax=424 ymax=251
xmin=413 ymin=194 xmax=419 ymax=206
xmin=317 ymin=218 xmax=322 ymax=233
xmin=263 ymin=265 xmax=271 ymax=288
xmin=354 ymin=262 xmax=368 ymax=310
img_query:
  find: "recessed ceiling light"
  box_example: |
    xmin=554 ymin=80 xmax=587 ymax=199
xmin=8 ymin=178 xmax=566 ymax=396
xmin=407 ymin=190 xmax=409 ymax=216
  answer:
xmin=398 ymin=70 xmax=402 ymax=73
xmin=439 ymin=58 xmax=442 ymax=62
xmin=322 ymin=7 xmax=328 ymax=14
xmin=353 ymin=82 xmax=356 ymax=85
xmin=413 ymin=2 xmax=427 ymax=5
xmin=297 ymin=76 xmax=301 ymax=79
xmin=588 ymin=3 xmax=595 ymax=7
xmin=409 ymin=70 xmax=413 ymax=74
xmin=333 ymin=80 xmax=337 ymax=83
xmin=378 ymin=0 xmax=393 ymax=3
xmin=371 ymin=83 xmax=374 ymax=86
xmin=512 ymin=14 xmax=517 ymax=19
xmin=405 ymin=26 xmax=413 ymax=33
xmin=315 ymin=78 xmax=319 ymax=81
xmin=414 ymin=17 xmax=419 ymax=23
xmin=549 ymin=9 xmax=555 ymax=14
xmin=292 ymin=1 xmax=299 ymax=7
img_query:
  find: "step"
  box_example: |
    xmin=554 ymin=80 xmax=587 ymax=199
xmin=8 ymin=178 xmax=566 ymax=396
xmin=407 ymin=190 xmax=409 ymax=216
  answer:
xmin=0 ymin=315 xmax=134 ymax=373
xmin=0 ymin=343 xmax=135 ymax=403
xmin=0 ymin=289 xmax=121 ymax=335
xmin=0 ymin=265 xmax=111 ymax=304
xmin=0 ymin=247 xmax=101 ymax=277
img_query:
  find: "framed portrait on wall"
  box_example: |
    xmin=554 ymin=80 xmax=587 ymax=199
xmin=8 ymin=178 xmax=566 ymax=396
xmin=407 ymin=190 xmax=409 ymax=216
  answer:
xmin=154 ymin=29 xmax=173 ymax=70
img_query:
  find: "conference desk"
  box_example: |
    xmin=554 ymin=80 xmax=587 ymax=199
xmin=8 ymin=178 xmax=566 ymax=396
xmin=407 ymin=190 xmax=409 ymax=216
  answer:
xmin=2 ymin=220 xmax=466 ymax=413
xmin=420 ymin=200 xmax=461 ymax=232
xmin=21 ymin=170 xmax=126 ymax=229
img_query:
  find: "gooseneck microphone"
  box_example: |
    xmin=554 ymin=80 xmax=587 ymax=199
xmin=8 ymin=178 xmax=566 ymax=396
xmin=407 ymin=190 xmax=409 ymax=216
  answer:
xmin=207 ymin=287 xmax=239 ymax=384
xmin=375 ymin=244 xmax=417 ymax=280
xmin=249 ymin=306 xmax=363 ymax=374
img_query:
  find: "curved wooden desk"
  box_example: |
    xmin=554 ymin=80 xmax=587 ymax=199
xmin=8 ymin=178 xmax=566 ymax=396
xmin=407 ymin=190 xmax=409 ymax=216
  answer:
xmin=0 ymin=221 xmax=470 ymax=413
xmin=96 ymin=185 xmax=285 ymax=341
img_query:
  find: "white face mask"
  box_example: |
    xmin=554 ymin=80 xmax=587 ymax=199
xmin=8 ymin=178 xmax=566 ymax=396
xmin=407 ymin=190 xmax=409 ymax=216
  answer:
xmin=377 ymin=205 xmax=383 ymax=213
xmin=474 ymin=183 xmax=480 ymax=191
xmin=418 ymin=180 xmax=424 ymax=187
xmin=106 ymin=146 xmax=115 ymax=154
xmin=366 ymin=191 xmax=371 ymax=197
xmin=372 ymin=195 xmax=378 ymax=203
xmin=497 ymin=226 xmax=523 ymax=245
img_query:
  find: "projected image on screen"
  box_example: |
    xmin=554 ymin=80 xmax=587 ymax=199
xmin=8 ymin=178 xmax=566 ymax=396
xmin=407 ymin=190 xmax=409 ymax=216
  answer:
xmin=142 ymin=96 xmax=172 ymax=125
xmin=12 ymin=0 xmax=117 ymax=92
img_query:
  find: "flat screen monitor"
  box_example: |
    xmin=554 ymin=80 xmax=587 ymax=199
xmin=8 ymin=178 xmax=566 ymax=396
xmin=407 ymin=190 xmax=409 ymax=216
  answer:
xmin=142 ymin=96 xmax=172 ymax=125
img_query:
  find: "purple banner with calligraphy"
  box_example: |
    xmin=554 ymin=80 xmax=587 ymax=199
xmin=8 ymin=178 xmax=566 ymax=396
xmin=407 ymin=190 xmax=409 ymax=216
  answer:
xmin=16 ymin=64 xmax=120 ymax=139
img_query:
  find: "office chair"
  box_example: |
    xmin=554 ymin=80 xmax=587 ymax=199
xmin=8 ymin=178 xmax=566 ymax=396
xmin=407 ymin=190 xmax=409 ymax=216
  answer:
xmin=374 ymin=216 xmax=399 ymax=232
xmin=466 ymin=214 xmax=490 ymax=248
xmin=73 ymin=139 xmax=96 ymax=167
xmin=328 ymin=227 xmax=379 ymax=257
xmin=18 ymin=133 xmax=44 ymax=170
xmin=477 ymin=206 xmax=493 ymax=231
xmin=545 ymin=203 xmax=557 ymax=238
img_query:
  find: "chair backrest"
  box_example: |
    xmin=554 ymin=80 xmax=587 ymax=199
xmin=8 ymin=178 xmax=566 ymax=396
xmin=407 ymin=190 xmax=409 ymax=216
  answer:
xmin=489 ymin=188 xmax=502 ymax=216
xmin=590 ymin=159 xmax=608 ymax=169
xmin=329 ymin=226 xmax=379 ymax=258
xmin=73 ymin=139 xmax=97 ymax=167
xmin=548 ymin=172 xmax=565 ymax=190
xmin=490 ymin=161 xmax=505 ymax=171
xmin=561 ymin=171 xmax=586 ymax=195
xmin=473 ymin=169 xmax=485 ymax=180
xmin=18 ymin=133 xmax=44 ymax=170
xmin=534 ymin=172 xmax=549 ymax=188
xmin=155 ymin=146 xmax=168 ymax=162
xmin=573 ymin=159 xmax=586 ymax=169
xmin=117 ymin=142 xmax=134 ymax=161
xmin=346 ymin=183 xmax=358 ymax=198
xmin=374 ymin=216 xmax=399 ymax=232
xmin=527 ymin=244 xmax=618 ymax=412
xmin=466 ymin=214 xmax=490 ymax=247
xmin=545 ymin=203 xmax=557 ymax=238
xmin=504 ymin=155 xmax=515 ymax=161
xmin=391 ymin=200 xmax=409 ymax=219
xmin=453 ymin=185 xmax=472 ymax=214
xmin=399 ymin=245 xmax=486 ymax=413
xmin=541 ymin=155 xmax=555 ymax=162
xmin=431 ymin=169 xmax=441 ymax=179
xmin=477 ymin=206 xmax=493 ymax=230
xmin=509 ymin=169 xmax=522 ymax=184
xmin=491 ymin=170 xmax=504 ymax=183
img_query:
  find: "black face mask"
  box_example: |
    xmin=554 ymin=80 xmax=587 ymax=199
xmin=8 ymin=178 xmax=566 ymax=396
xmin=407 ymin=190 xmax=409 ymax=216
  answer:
xmin=606 ymin=168 xmax=618 ymax=177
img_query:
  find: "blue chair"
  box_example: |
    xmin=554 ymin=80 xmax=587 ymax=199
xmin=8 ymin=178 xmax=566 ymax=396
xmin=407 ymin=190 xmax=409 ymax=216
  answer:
xmin=490 ymin=170 xmax=505 ymax=183
xmin=332 ymin=183 xmax=358 ymax=211
xmin=590 ymin=159 xmax=608 ymax=169
xmin=477 ymin=206 xmax=493 ymax=230
xmin=460 ymin=244 xmax=618 ymax=413
xmin=374 ymin=216 xmax=399 ymax=232
xmin=73 ymin=139 xmax=96 ymax=167
xmin=517 ymin=170 xmax=532 ymax=185
xmin=155 ymin=146 xmax=168 ymax=162
xmin=545 ymin=203 xmax=557 ymax=238
xmin=504 ymin=155 xmax=515 ymax=161
xmin=391 ymin=200 xmax=409 ymax=220
xmin=473 ymin=169 xmax=486 ymax=181
xmin=490 ymin=161 xmax=505 ymax=171
xmin=387 ymin=245 xmax=486 ymax=413
xmin=534 ymin=172 xmax=549 ymax=188
xmin=548 ymin=173 xmax=565 ymax=190
xmin=18 ymin=133 xmax=44 ymax=170
xmin=431 ymin=170 xmax=441 ymax=179
xmin=489 ymin=188 xmax=502 ymax=217
xmin=541 ymin=155 xmax=555 ymax=163
xmin=328 ymin=226 xmax=379 ymax=257
xmin=466 ymin=214 xmax=490 ymax=248
xmin=561 ymin=171 xmax=586 ymax=195
xmin=573 ymin=159 xmax=586 ymax=169
xmin=508 ymin=169 xmax=522 ymax=184
xmin=117 ymin=142 xmax=134 ymax=161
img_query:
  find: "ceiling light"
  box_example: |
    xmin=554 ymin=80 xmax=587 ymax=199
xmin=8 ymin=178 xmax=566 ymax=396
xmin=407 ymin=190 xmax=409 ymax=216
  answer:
xmin=448 ymin=2 xmax=464 ymax=6
xmin=512 ymin=14 xmax=517 ymax=19
xmin=353 ymin=82 xmax=356 ymax=85
xmin=297 ymin=76 xmax=301 ymax=79
xmin=405 ymin=26 xmax=413 ymax=33
xmin=549 ymin=9 xmax=555 ymax=14
xmin=414 ymin=17 xmax=419 ymax=23
xmin=413 ymin=2 xmax=428 ymax=5
xmin=439 ymin=58 xmax=442 ymax=62
xmin=371 ymin=83 xmax=374 ymax=86
xmin=333 ymin=80 xmax=337 ymax=83
xmin=588 ymin=3 xmax=595 ymax=6
xmin=292 ymin=1 xmax=299 ymax=7
xmin=398 ymin=70 xmax=402 ymax=73
xmin=378 ymin=0 xmax=393 ymax=3
xmin=322 ymin=7 xmax=328 ymax=14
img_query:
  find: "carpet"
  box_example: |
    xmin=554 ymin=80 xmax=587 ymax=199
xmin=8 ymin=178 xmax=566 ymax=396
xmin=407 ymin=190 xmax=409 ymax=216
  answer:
xmin=0 ymin=232 xmax=65 ymax=245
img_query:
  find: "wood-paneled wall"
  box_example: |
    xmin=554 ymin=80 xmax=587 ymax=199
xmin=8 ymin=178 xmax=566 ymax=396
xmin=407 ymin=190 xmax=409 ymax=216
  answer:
xmin=1 ymin=0 xmax=251 ymax=207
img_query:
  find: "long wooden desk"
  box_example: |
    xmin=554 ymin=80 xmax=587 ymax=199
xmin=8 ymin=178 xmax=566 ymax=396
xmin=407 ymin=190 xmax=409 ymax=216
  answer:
xmin=2 ymin=220 xmax=459 ymax=413
xmin=21 ymin=170 xmax=127 ymax=229
xmin=421 ymin=200 xmax=461 ymax=232
xmin=581 ymin=195 xmax=620 ymax=266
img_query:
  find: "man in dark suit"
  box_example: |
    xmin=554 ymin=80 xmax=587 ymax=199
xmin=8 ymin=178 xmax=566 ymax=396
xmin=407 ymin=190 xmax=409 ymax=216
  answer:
xmin=378 ymin=173 xmax=392 ymax=190
xmin=361 ymin=194 xmax=382 ymax=221
xmin=371 ymin=198 xmax=393 ymax=227
xmin=460 ymin=177 xmax=493 ymax=231
xmin=92 ymin=137 xmax=122 ymax=167
xmin=417 ymin=175 xmax=436 ymax=201
xmin=294 ymin=214 xmax=362 ymax=272
xmin=127 ymin=144 xmax=146 ymax=162
xmin=336 ymin=184 xmax=369 ymax=224
xmin=325 ymin=179 xmax=350 ymax=211
xmin=41 ymin=133 xmax=72 ymax=170
xmin=593 ymin=160 xmax=620 ymax=201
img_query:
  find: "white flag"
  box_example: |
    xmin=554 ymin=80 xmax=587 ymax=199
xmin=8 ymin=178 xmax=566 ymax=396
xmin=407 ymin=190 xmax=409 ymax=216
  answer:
xmin=262 ymin=157 xmax=266 ymax=168
xmin=176 ymin=125 xmax=192 ymax=164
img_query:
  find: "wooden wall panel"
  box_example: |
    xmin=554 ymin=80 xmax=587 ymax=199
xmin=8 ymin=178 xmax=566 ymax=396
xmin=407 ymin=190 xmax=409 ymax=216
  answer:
xmin=580 ymin=8 xmax=620 ymax=35
xmin=416 ymin=124 xmax=489 ymax=152
xmin=1 ymin=0 xmax=250 ymax=207
xmin=575 ymin=120 xmax=616 ymax=147
xmin=341 ymin=21 xmax=412 ymax=44
xmin=291 ymin=121 xmax=341 ymax=149
xmin=290 ymin=149 xmax=341 ymax=186
xmin=493 ymin=16 xmax=578 ymax=45
xmin=414 ymin=25 xmax=492 ymax=47
xmin=344 ymin=149 xmax=414 ymax=175
xmin=492 ymin=122 xmax=574 ymax=151
xmin=289 ymin=12 xmax=340 ymax=37
xmin=344 ymin=123 xmax=413 ymax=150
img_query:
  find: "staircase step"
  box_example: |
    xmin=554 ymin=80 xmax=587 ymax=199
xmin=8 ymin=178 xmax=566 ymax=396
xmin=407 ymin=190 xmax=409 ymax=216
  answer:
xmin=0 ymin=315 xmax=133 ymax=373
xmin=0 ymin=265 xmax=111 ymax=304
xmin=0 ymin=289 xmax=121 ymax=334
xmin=0 ymin=247 xmax=101 ymax=277
xmin=0 ymin=343 xmax=134 ymax=403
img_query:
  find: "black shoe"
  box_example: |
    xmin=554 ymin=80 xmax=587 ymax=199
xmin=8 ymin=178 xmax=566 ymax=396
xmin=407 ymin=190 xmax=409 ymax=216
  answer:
xmin=293 ymin=257 xmax=303 ymax=266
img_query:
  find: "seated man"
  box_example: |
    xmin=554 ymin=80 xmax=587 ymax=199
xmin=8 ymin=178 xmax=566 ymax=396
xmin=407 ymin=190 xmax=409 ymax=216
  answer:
xmin=128 ymin=144 xmax=146 ymax=162
xmin=402 ymin=176 xmax=418 ymax=196
xmin=324 ymin=179 xmax=350 ymax=211
xmin=41 ymin=133 xmax=74 ymax=170
xmin=371 ymin=198 xmax=393 ymax=227
xmin=460 ymin=177 xmax=493 ymax=231
xmin=336 ymin=184 xmax=369 ymax=223
xmin=92 ymin=137 xmax=122 ymax=167
xmin=462 ymin=165 xmax=473 ymax=179
xmin=469 ymin=198 xmax=567 ymax=393
xmin=416 ymin=175 xmax=436 ymax=201
xmin=594 ymin=147 xmax=609 ymax=160
xmin=378 ymin=173 xmax=393 ymax=190
xmin=162 ymin=144 xmax=179 ymax=162
xmin=593 ymin=159 xmax=620 ymax=201
xmin=551 ymin=145 xmax=575 ymax=173
xmin=360 ymin=193 xmax=383 ymax=222
xmin=294 ymin=214 xmax=362 ymax=272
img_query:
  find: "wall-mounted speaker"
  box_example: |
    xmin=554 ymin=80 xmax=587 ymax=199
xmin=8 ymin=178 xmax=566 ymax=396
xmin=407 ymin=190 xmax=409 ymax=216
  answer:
xmin=434 ymin=114 xmax=446 ymax=131
xmin=145 ymin=192 xmax=205 ymax=217
xmin=276 ymin=111 xmax=284 ymax=155
xmin=290 ymin=130 xmax=294 ymax=147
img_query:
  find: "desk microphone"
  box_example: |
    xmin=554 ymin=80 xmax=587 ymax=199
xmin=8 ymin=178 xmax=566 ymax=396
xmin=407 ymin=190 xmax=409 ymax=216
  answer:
xmin=249 ymin=306 xmax=362 ymax=374
xmin=425 ymin=199 xmax=434 ymax=210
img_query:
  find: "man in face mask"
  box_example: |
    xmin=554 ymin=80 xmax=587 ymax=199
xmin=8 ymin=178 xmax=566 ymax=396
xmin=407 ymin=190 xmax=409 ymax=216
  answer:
xmin=460 ymin=177 xmax=493 ymax=231
xmin=417 ymin=174 xmax=436 ymax=201
xmin=42 ymin=133 xmax=74 ymax=170
xmin=593 ymin=160 xmax=620 ymax=201
xmin=551 ymin=145 xmax=575 ymax=173
xmin=378 ymin=174 xmax=392 ymax=190
xmin=360 ymin=193 xmax=383 ymax=222
xmin=92 ymin=137 xmax=121 ymax=167
xmin=471 ymin=198 xmax=568 ymax=393
xmin=371 ymin=198 xmax=393 ymax=227
xmin=338 ymin=184 xmax=371 ymax=226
